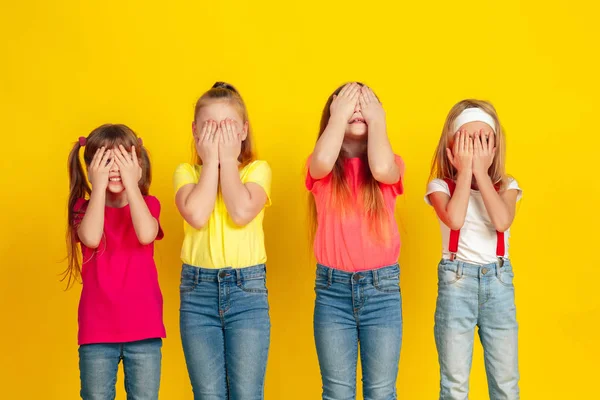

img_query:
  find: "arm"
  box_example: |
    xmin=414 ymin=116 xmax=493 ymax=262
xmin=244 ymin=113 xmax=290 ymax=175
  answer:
xmin=361 ymin=86 xmax=401 ymax=184
xmin=428 ymin=130 xmax=473 ymax=230
xmin=77 ymin=147 xmax=112 ymax=248
xmin=175 ymin=120 xmax=220 ymax=229
xmin=473 ymin=130 xmax=516 ymax=232
xmin=219 ymin=119 xmax=268 ymax=226
xmin=310 ymin=83 xmax=361 ymax=179
xmin=114 ymin=145 xmax=159 ymax=244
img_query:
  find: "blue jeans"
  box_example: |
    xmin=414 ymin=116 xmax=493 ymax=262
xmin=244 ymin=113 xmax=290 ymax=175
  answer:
xmin=179 ymin=264 xmax=270 ymax=400
xmin=435 ymin=259 xmax=520 ymax=399
xmin=313 ymin=264 xmax=403 ymax=400
xmin=79 ymin=338 xmax=162 ymax=400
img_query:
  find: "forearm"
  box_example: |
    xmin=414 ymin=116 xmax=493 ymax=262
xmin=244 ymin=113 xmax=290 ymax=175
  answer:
xmin=128 ymin=187 xmax=158 ymax=245
xmin=475 ymin=172 xmax=513 ymax=231
xmin=367 ymin=120 xmax=397 ymax=181
xmin=445 ymin=170 xmax=472 ymax=230
xmin=77 ymin=189 xmax=106 ymax=248
xmin=310 ymin=116 xmax=346 ymax=178
xmin=182 ymin=162 xmax=219 ymax=228
xmin=219 ymin=159 xmax=254 ymax=224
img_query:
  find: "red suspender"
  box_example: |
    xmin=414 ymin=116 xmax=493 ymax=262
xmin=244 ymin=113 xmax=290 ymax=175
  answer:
xmin=443 ymin=179 xmax=505 ymax=259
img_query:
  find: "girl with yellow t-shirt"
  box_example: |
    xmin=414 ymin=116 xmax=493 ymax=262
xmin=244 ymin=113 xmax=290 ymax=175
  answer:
xmin=174 ymin=82 xmax=272 ymax=400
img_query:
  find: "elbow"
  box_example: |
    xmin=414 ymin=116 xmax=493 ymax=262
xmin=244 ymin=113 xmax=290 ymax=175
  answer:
xmin=188 ymin=214 xmax=209 ymax=230
xmin=137 ymin=234 xmax=156 ymax=246
xmin=494 ymin=220 xmax=513 ymax=233
xmin=80 ymin=235 xmax=101 ymax=249
xmin=310 ymin=155 xmax=335 ymax=179
xmin=446 ymin=217 xmax=465 ymax=231
xmin=229 ymin=209 xmax=254 ymax=227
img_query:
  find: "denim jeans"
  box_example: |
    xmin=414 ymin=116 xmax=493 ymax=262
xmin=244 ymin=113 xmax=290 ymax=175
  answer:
xmin=79 ymin=338 xmax=162 ymax=400
xmin=179 ymin=264 xmax=270 ymax=400
xmin=313 ymin=264 xmax=403 ymax=400
xmin=435 ymin=259 xmax=520 ymax=399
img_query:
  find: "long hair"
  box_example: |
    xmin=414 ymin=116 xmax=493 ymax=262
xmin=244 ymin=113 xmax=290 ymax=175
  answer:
xmin=192 ymin=82 xmax=255 ymax=167
xmin=429 ymin=99 xmax=506 ymax=188
xmin=308 ymin=83 xmax=390 ymax=243
xmin=64 ymin=124 xmax=151 ymax=288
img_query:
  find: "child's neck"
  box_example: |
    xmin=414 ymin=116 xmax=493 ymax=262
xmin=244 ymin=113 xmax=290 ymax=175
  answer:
xmin=105 ymin=191 xmax=128 ymax=208
xmin=342 ymin=139 xmax=367 ymax=158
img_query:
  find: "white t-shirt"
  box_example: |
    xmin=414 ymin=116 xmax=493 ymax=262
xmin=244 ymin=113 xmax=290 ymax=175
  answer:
xmin=425 ymin=178 xmax=522 ymax=265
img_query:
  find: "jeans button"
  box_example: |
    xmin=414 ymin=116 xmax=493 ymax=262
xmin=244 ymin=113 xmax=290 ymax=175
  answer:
xmin=353 ymin=274 xmax=361 ymax=281
xmin=482 ymin=268 xmax=488 ymax=275
xmin=219 ymin=271 xmax=227 ymax=279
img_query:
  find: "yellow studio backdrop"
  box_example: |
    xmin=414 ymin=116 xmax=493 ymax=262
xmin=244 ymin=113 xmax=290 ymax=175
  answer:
xmin=1 ymin=0 xmax=598 ymax=398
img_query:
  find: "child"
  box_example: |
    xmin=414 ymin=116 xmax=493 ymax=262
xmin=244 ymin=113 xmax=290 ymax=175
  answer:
xmin=66 ymin=124 xmax=165 ymax=399
xmin=174 ymin=82 xmax=272 ymax=399
xmin=426 ymin=100 xmax=521 ymax=399
xmin=307 ymin=82 xmax=405 ymax=400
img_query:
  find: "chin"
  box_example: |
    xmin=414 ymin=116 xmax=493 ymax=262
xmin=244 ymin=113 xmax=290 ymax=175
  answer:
xmin=346 ymin=123 xmax=368 ymax=137
xmin=107 ymin=183 xmax=125 ymax=194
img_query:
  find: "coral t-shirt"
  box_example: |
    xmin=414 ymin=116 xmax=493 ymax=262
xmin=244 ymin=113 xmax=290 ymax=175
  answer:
xmin=306 ymin=156 xmax=404 ymax=272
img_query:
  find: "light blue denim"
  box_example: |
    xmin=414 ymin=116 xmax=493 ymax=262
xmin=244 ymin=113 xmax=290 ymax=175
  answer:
xmin=179 ymin=264 xmax=270 ymax=400
xmin=314 ymin=264 xmax=403 ymax=400
xmin=78 ymin=338 xmax=162 ymax=400
xmin=435 ymin=259 xmax=520 ymax=399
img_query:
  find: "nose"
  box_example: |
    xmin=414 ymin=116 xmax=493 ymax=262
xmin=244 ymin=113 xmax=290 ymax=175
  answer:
xmin=110 ymin=162 xmax=119 ymax=172
xmin=354 ymin=102 xmax=361 ymax=113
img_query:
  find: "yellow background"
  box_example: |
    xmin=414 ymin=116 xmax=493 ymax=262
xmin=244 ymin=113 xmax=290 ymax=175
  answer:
xmin=1 ymin=1 xmax=598 ymax=398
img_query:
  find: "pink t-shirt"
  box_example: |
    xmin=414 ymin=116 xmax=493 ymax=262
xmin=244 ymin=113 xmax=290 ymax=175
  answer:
xmin=74 ymin=196 xmax=166 ymax=345
xmin=306 ymin=155 xmax=404 ymax=272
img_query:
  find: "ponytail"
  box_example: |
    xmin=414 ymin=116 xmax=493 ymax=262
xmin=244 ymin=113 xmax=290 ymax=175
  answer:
xmin=63 ymin=141 xmax=90 ymax=288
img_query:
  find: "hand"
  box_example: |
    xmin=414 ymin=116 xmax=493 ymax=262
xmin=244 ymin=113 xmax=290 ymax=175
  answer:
xmin=330 ymin=82 xmax=361 ymax=122
xmin=87 ymin=147 xmax=114 ymax=191
xmin=359 ymin=86 xmax=385 ymax=125
xmin=113 ymin=145 xmax=142 ymax=190
xmin=447 ymin=129 xmax=473 ymax=174
xmin=195 ymin=120 xmax=219 ymax=165
xmin=473 ymin=129 xmax=496 ymax=177
xmin=218 ymin=119 xmax=242 ymax=163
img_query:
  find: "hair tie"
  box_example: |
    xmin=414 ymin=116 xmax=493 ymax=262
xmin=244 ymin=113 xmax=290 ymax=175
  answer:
xmin=78 ymin=136 xmax=87 ymax=146
xmin=138 ymin=137 xmax=143 ymax=146
xmin=453 ymin=108 xmax=497 ymax=134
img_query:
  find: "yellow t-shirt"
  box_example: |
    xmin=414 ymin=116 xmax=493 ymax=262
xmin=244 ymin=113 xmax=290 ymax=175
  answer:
xmin=173 ymin=160 xmax=272 ymax=269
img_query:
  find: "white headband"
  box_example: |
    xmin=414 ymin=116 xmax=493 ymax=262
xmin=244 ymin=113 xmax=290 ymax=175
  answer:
xmin=452 ymin=108 xmax=496 ymax=134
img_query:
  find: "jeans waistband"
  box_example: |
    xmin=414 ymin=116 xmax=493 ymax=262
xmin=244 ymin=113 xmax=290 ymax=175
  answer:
xmin=438 ymin=258 xmax=512 ymax=278
xmin=182 ymin=263 xmax=266 ymax=283
xmin=316 ymin=263 xmax=400 ymax=284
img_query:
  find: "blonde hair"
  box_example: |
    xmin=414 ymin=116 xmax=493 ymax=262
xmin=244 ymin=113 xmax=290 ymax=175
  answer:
xmin=429 ymin=99 xmax=507 ymax=188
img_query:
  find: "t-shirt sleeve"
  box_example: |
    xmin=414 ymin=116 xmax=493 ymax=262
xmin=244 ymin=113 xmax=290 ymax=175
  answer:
xmin=390 ymin=154 xmax=405 ymax=196
xmin=305 ymin=154 xmax=332 ymax=192
xmin=173 ymin=163 xmax=198 ymax=195
xmin=245 ymin=160 xmax=272 ymax=207
xmin=506 ymin=177 xmax=523 ymax=202
xmin=144 ymin=196 xmax=164 ymax=240
xmin=424 ymin=179 xmax=450 ymax=206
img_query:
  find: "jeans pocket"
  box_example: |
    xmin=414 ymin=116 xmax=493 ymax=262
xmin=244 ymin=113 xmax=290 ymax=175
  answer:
xmin=497 ymin=268 xmax=515 ymax=287
xmin=438 ymin=266 xmax=461 ymax=286
xmin=374 ymin=274 xmax=401 ymax=293
xmin=240 ymin=276 xmax=268 ymax=294
xmin=179 ymin=272 xmax=196 ymax=293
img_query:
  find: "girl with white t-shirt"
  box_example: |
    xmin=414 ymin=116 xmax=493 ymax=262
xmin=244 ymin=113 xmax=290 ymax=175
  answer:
xmin=426 ymin=100 xmax=522 ymax=400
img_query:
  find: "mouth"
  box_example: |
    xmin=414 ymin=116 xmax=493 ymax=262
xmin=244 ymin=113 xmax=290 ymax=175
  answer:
xmin=349 ymin=118 xmax=366 ymax=124
xmin=109 ymin=177 xmax=122 ymax=183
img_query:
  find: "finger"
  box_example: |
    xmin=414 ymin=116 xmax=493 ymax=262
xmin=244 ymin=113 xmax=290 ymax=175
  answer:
xmin=346 ymin=83 xmax=360 ymax=100
xmin=446 ymin=148 xmax=455 ymax=167
xmin=338 ymin=83 xmax=352 ymax=97
xmin=199 ymin=121 xmax=210 ymax=141
xmin=118 ymin=145 xmax=131 ymax=163
xmin=93 ymin=147 xmax=105 ymax=169
xmin=459 ymin=131 xmax=465 ymax=153
xmin=468 ymin=134 xmax=474 ymax=154
xmin=113 ymin=146 xmax=128 ymax=165
xmin=366 ymin=87 xmax=378 ymax=103
xmin=205 ymin=121 xmax=215 ymax=141
xmin=453 ymin=133 xmax=460 ymax=155
xmin=479 ymin=129 xmax=487 ymax=150
xmin=100 ymin=148 xmax=111 ymax=169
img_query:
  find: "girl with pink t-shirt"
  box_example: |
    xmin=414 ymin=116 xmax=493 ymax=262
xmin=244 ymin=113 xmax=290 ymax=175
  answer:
xmin=307 ymin=82 xmax=405 ymax=399
xmin=65 ymin=124 xmax=166 ymax=400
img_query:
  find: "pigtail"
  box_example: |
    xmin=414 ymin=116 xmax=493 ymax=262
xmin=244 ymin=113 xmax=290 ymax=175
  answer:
xmin=63 ymin=141 xmax=90 ymax=288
